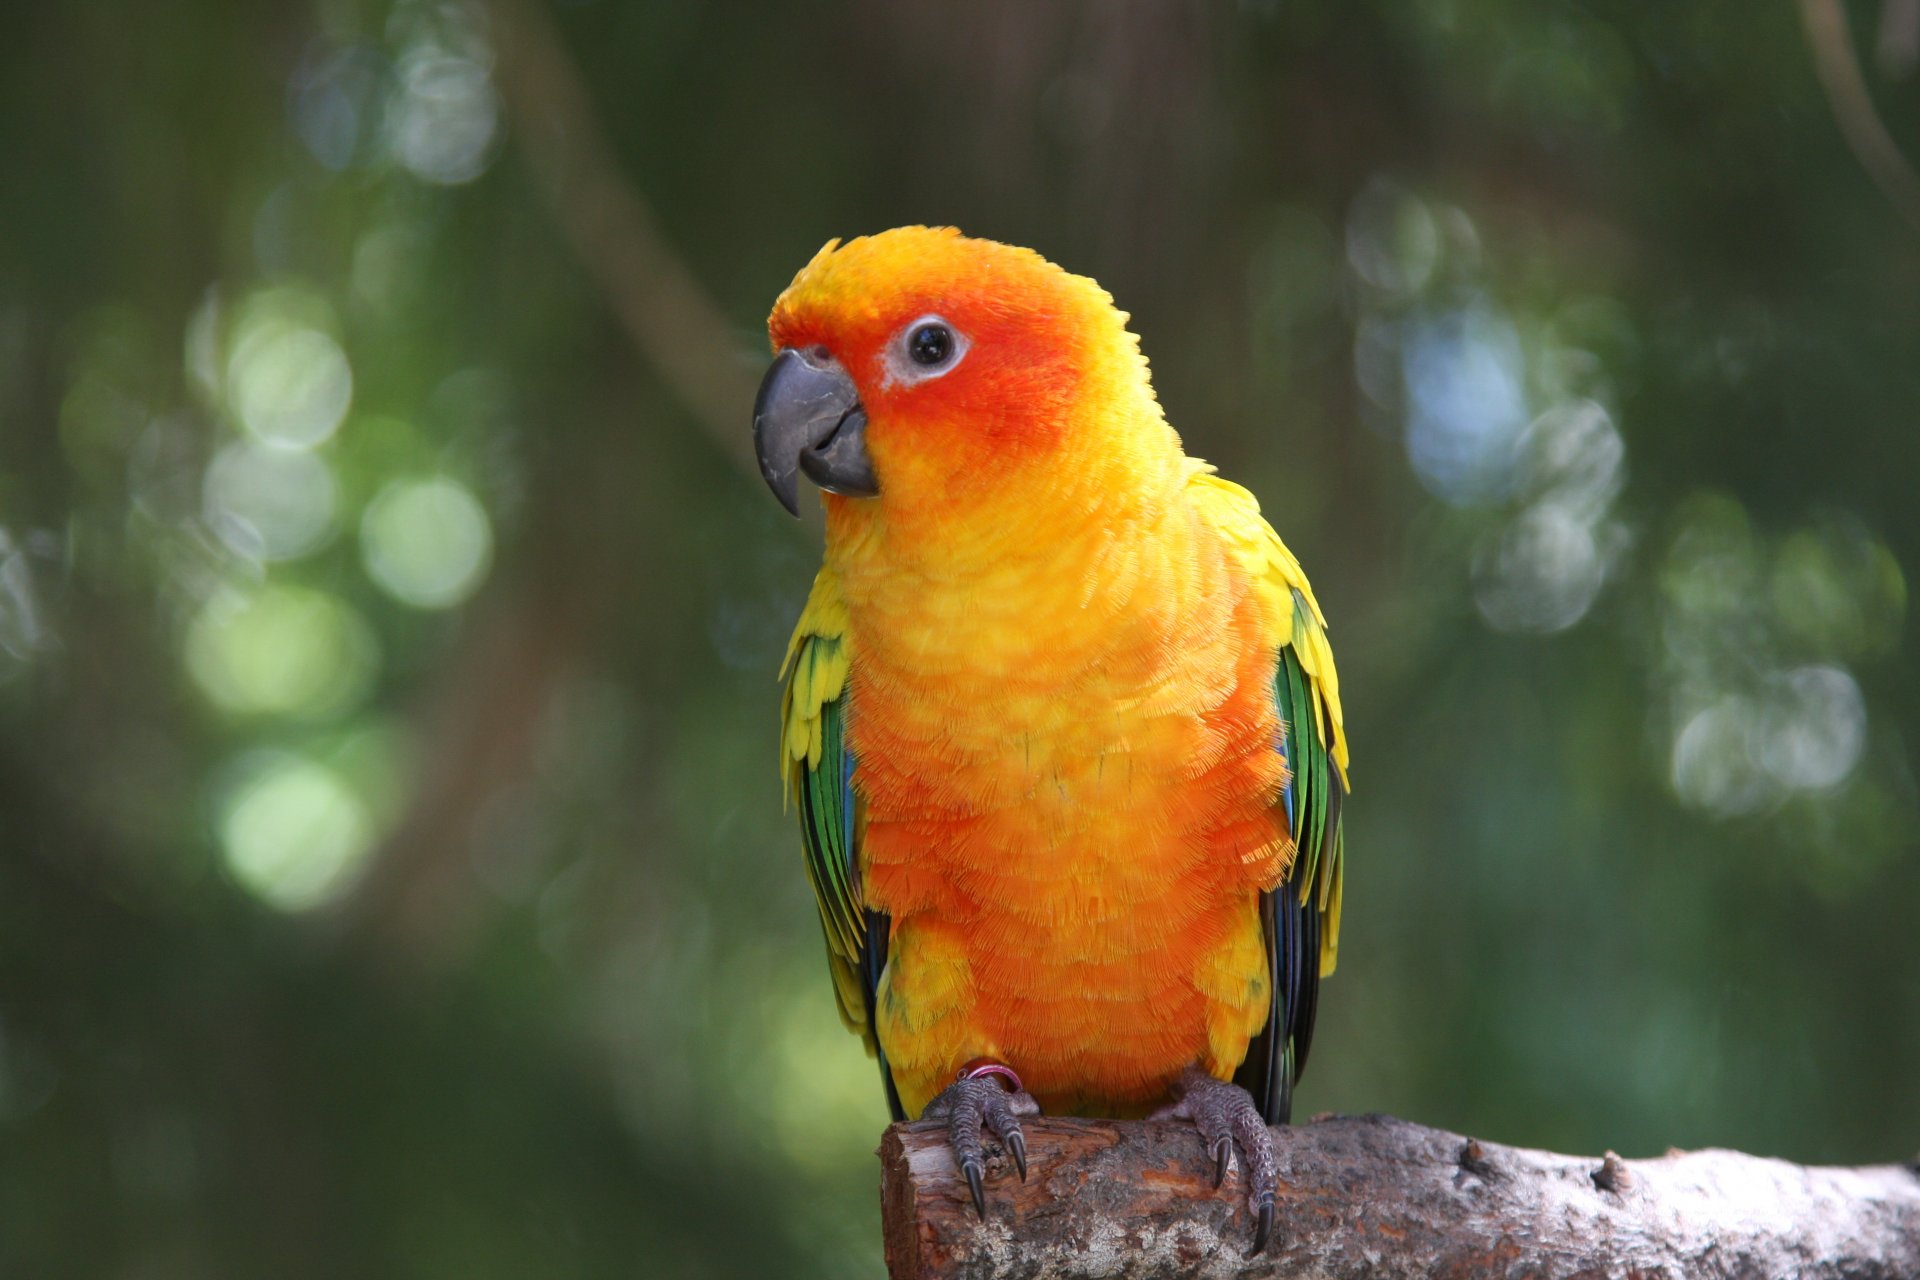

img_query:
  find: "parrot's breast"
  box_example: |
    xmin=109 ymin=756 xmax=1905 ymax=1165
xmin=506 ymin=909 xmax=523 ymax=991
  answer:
xmin=835 ymin=494 xmax=1291 ymax=1118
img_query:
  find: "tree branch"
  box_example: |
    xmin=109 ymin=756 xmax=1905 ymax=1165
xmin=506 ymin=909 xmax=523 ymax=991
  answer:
xmin=881 ymin=1113 xmax=1920 ymax=1279
xmin=487 ymin=0 xmax=762 ymax=474
xmin=1800 ymin=0 xmax=1920 ymax=234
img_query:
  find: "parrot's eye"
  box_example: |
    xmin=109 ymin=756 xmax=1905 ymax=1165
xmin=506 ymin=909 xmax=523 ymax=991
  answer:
xmin=908 ymin=322 xmax=953 ymax=366
xmin=884 ymin=314 xmax=968 ymax=388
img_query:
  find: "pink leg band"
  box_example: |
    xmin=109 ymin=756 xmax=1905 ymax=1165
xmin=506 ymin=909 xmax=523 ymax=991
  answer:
xmin=957 ymin=1059 xmax=1024 ymax=1094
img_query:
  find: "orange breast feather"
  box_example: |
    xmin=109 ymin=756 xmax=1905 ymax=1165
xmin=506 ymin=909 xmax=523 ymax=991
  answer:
xmin=836 ymin=482 xmax=1291 ymax=1118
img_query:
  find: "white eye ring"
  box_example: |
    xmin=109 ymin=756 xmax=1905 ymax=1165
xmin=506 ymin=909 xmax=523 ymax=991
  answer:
xmin=882 ymin=314 xmax=969 ymax=388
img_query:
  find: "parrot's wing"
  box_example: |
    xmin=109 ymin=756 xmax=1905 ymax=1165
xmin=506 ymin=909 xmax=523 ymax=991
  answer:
xmin=1189 ymin=465 xmax=1350 ymax=1126
xmin=779 ymin=567 xmax=904 ymax=1121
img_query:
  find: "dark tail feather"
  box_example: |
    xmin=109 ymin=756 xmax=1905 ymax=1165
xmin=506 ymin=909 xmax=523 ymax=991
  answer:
xmin=865 ymin=910 xmax=905 ymax=1121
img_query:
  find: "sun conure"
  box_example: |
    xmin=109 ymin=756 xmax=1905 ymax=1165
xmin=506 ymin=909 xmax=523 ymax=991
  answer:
xmin=754 ymin=227 xmax=1349 ymax=1250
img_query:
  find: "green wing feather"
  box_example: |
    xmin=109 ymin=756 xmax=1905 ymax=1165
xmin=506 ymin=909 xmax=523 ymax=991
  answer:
xmin=780 ymin=571 xmax=865 ymax=1039
xmin=780 ymin=569 xmax=902 ymax=1117
xmin=1280 ymin=588 xmax=1347 ymax=960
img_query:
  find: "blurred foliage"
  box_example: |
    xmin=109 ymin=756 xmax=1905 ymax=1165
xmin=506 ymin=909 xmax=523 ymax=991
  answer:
xmin=4 ymin=0 xmax=1920 ymax=1275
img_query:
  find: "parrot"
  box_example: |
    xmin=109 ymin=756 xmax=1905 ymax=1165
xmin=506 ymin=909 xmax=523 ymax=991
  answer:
xmin=752 ymin=227 xmax=1348 ymax=1251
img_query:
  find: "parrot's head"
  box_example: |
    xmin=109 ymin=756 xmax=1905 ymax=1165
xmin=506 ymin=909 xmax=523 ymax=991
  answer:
xmin=753 ymin=226 xmax=1157 ymax=522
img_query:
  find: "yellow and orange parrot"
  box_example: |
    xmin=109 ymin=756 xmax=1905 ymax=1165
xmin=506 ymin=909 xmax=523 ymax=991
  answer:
xmin=754 ymin=227 xmax=1348 ymax=1250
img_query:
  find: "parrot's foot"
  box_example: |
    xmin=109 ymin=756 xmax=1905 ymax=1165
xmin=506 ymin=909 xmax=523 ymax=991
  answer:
xmin=1152 ymin=1066 xmax=1278 ymax=1255
xmin=921 ymin=1060 xmax=1040 ymax=1220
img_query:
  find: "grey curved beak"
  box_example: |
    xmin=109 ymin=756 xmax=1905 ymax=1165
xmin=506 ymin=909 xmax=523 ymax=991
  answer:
xmin=752 ymin=348 xmax=879 ymax=516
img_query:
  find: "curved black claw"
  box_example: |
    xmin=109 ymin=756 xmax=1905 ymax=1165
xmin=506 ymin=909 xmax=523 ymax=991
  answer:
xmin=922 ymin=1074 xmax=1041 ymax=1221
xmin=1153 ymin=1066 xmax=1280 ymax=1255
xmin=963 ymin=1159 xmax=986 ymax=1219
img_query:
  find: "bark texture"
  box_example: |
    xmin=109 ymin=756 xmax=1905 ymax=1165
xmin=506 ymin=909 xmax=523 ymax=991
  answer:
xmin=880 ymin=1113 xmax=1920 ymax=1279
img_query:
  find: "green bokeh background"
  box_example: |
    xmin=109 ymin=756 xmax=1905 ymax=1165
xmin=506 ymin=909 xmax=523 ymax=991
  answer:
xmin=4 ymin=2 xmax=1918 ymax=1275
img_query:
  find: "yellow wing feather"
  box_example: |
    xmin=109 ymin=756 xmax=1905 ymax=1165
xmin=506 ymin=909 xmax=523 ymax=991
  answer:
xmin=780 ymin=568 xmax=851 ymax=773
